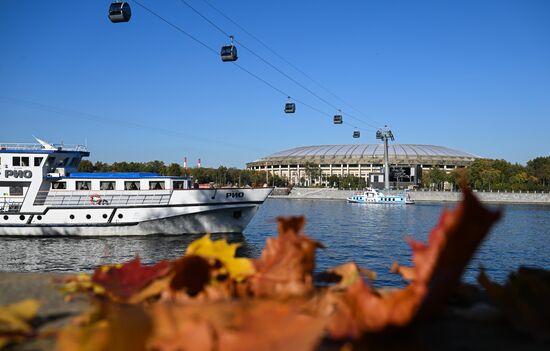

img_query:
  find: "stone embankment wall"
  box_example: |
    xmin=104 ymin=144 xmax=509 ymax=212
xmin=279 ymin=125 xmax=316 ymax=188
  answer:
xmin=271 ymin=187 xmax=550 ymax=204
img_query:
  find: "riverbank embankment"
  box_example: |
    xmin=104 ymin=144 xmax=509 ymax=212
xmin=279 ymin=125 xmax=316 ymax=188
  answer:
xmin=271 ymin=187 xmax=550 ymax=204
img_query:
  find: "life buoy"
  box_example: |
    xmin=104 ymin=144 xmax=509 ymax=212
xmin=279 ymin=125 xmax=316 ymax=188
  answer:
xmin=90 ymin=194 xmax=101 ymax=205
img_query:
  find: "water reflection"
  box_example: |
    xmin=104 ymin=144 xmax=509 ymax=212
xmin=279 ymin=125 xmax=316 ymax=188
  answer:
xmin=0 ymin=199 xmax=548 ymax=288
xmin=0 ymin=233 xmax=253 ymax=273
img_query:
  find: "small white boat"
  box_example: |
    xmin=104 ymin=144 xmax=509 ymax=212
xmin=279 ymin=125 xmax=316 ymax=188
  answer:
xmin=347 ymin=188 xmax=414 ymax=204
xmin=0 ymin=138 xmax=272 ymax=236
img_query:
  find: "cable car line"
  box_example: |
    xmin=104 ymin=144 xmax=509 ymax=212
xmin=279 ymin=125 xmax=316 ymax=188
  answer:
xmin=0 ymin=95 xmax=271 ymax=152
xmin=133 ymin=0 xmax=218 ymax=56
xmin=177 ymin=0 xmax=340 ymax=111
xmin=131 ymin=0 xmax=375 ymax=134
xmin=175 ymin=0 xmax=380 ymax=130
xmin=196 ymin=0 xmax=385 ymax=127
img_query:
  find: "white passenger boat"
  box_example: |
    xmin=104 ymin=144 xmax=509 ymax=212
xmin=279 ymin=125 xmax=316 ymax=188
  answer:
xmin=0 ymin=139 xmax=272 ymax=236
xmin=347 ymin=188 xmax=414 ymax=204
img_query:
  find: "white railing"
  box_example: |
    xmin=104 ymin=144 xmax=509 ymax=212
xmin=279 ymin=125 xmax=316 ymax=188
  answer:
xmin=0 ymin=143 xmax=88 ymax=152
xmin=0 ymin=197 xmax=24 ymax=212
xmin=35 ymin=190 xmax=172 ymax=207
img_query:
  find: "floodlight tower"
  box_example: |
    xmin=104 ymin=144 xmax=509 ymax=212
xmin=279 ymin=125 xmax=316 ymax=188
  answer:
xmin=376 ymin=126 xmax=395 ymax=190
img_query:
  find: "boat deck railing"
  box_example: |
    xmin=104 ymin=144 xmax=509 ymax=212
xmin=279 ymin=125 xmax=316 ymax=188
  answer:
xmin=0 ymin=143 xmax=88 ymax=152
xmin=0 ymin=197 xmax=24 ymax=213
xmin=34 ymin=190 xmax=171 ymax=207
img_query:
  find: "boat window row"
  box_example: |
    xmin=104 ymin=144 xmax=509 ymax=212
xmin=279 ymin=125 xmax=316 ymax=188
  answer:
xmin=1 ymin=186 xmax=24 ymax=196
xmin=7 ymin=156 xmax=44 ymax=167
xmin=51 ymin=180 xmax=189 ymax=191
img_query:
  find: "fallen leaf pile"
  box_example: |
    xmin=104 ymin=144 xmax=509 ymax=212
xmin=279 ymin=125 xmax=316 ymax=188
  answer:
xmin=5 ymin=188 xmax=549 ymax=350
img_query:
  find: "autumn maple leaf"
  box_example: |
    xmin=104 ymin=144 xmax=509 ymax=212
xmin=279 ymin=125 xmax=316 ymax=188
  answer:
xmin=248 ymin=216 xmax=324 ymax=298
xmin=319 ymin=188 xmax=501 ymax=338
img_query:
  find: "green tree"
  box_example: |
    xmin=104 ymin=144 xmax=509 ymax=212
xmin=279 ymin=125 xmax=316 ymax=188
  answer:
xmin=303 ymin=162 xmax=321 ymax=186
xmin=77 ymin=160 xmax=94 ymax=172
xmin=327 ymin=175 xmax=340 ymax=188
xmin=340 ymin=175 xmax=366 ymax=189
xmin=447 ymin=167 xmax=469 ymax=190
xmin=480 ymin=168 xmax=501 ymax=191
xmin=422 ymin=167 xmax=446 ymax=190
xmin=527 ymin=156 xmax=550 ymax=188
xmin=165 ymin=163 xmax=183 ymax=176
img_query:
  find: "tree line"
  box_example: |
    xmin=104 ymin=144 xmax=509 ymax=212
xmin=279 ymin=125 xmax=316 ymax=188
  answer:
xmin=422 ymin=156 xmax=550 ymax=191
xmin=77 ymin=160 xmax=288 ymax=187
xmin=78 ymin=155 xmax=550 ymax=191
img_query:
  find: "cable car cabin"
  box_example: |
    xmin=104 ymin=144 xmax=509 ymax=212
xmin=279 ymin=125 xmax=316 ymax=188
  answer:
xmin=109 ymin=2 xmax=131 ymax=23
xmin=353 ymin=131 xmax=361 ymax=138
xmin=220 ymin=45 xmax=238 ymax=62
xmin=284 ymin=103 xmax=296 ymax=113
xmin=333 ymin=115 xmax=343 ymax=124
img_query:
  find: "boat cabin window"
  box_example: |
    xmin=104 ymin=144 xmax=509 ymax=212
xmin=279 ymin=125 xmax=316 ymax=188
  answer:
xmin=12 ymin=157 xmax=30 ymax=167
xmin=149 ymin=181 xmax=165 ymax=190
xmin=70 ymin=158 xmax=81 ymax=167
xmin=57 ymin=158 xmax=70 ymax=167
xmin=100 ymin=181 xmax=116 ymax=190
xmin=45 ymin=157 xmax=55 ymax=168
xmin=34 ymin=157 xmax=43 ymax=167
xmin=76 ymin=181 xmax=91 ymax=190
xmin=173 ymin=181 xmax=184 ymax=190
xmin=51 ymin=182 xmax=66 ymax=190
xmin=125 ymin=181 xmax=140 ymax=190
xmin=9 ymin=186 xmax=23 ymax=196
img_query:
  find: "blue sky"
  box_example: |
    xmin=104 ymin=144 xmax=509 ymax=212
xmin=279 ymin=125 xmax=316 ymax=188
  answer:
xmin=1 ymin=0 xmax=549 ymax=168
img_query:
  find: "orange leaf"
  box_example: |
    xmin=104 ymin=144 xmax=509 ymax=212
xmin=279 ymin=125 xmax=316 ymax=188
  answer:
xmin=248 ymin=216 xmax=324 ymax=298
xmin=147 ymin=300 xmax=324 ymax=351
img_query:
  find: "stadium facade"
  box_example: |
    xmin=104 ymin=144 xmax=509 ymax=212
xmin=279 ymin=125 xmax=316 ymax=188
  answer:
xmin=246 ymin=144 xmax=480 ymax=187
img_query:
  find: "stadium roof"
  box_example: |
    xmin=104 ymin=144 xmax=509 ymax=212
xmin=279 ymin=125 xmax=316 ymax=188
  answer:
xmin=247 ymin=144 xmax=480 ymax=167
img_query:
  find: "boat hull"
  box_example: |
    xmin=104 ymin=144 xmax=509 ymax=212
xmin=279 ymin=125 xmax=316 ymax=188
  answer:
xmin=0 ymin=203 xmax=261 ymax=236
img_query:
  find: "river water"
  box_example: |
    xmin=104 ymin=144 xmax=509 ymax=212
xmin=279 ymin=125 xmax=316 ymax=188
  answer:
xmin=0 ymin=198 xmax=548 ymax=287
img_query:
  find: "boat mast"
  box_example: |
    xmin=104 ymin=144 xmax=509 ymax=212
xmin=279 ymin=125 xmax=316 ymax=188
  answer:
xmin=376 ymin=126 xmax=395 ymax=190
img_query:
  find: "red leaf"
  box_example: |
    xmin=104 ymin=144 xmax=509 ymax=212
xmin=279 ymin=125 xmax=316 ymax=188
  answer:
xmin=92 ymin=257 xmax=171 ymax=302
xmin=248 ymin=216 xmax=324 ymax=298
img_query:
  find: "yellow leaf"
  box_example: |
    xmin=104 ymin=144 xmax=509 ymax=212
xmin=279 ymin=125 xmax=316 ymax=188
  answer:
xmin=0 ymin=299 xmax=40 ymax=334
xmin=57 ymin=273 xmax=105 ymax=296
xmin=229 ymin=258 xmax=257 ymax=282
xmin=186 ymin=235 xmax=255 ymax=282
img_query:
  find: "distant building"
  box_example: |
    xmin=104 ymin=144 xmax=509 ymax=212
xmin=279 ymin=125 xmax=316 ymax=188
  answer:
xmin=246 ymin=144 xmax=480 ymax=188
